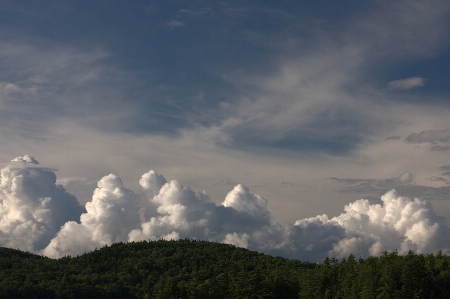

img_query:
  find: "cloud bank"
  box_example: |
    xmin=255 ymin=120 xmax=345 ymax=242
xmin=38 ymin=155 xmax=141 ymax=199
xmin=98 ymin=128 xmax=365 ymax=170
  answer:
xmin=1 ymin=156 xmax=449 ymax=261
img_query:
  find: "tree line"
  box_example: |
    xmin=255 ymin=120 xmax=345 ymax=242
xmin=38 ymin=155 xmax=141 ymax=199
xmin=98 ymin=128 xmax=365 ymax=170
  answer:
xmin=0 ymin=239 xmax=449 ymax=298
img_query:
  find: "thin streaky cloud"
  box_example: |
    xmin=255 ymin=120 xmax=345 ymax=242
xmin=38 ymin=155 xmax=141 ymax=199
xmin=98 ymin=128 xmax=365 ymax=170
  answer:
xmin=388 ymin=77 xmax=425 ymax=90
xmin=167 ymin=19 xmax=184 ymax=28
xmin=405 ymin=129 xmax=450 ymax=144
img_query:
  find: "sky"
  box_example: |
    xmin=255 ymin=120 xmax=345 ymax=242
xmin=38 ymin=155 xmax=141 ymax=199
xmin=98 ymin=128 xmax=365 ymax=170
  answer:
xmin=1 ymin=1 xmax=450 ymax=260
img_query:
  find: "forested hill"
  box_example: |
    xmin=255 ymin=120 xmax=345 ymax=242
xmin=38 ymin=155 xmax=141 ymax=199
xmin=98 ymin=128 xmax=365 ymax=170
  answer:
xmin=1 ymin=240 xmax=449 ymax=299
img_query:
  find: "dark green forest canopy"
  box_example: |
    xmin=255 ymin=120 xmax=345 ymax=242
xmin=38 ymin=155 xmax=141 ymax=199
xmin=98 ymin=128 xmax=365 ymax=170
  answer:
xmin=0 ymin=239 xmax=449 ymax=298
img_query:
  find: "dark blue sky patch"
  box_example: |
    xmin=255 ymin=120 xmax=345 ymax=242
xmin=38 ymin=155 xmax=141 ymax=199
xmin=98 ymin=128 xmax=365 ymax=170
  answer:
xmin=1 ymin=0 xmax=449 ymax=153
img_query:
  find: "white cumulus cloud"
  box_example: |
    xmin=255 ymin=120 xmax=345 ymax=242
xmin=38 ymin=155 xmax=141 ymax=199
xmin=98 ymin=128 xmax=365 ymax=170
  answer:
xmin=43 ymin=174 xmax=140 ymax=258
xmin=1 ymin=156 xmax=449 ymax=261
xmin=325 ymin=190 xmax=449 ymax=259
xmin=11 ymin=155 xmax=39 ymax=164
xmin=129 ymin=173 xmax=289 ymax=256
xmin=0 ymin=160 xmax=84 ymax=252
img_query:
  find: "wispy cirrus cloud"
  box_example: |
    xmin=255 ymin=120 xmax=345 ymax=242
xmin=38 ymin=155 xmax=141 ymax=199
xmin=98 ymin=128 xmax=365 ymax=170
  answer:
xmin=331 ymin=170 xmax=450 ymax=202
xmin=439 ymin=165 xmax=450 ymax=175
xmin=191 ymin=0 xmax=450 ymax=155
xmin=388 ymin=77 xmax=426 ymax=90
xmin=430 ymin=165 xmax=450 ymax=184
xmin=405 ymin=129 xmax=450 ymax=151
xmin=405 ymin=129 xmax=450 ymax=143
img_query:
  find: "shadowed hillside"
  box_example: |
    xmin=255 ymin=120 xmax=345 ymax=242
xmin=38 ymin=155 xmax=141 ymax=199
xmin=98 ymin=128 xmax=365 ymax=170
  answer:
xmin=0 ymin=239 xmax=449 ymax=298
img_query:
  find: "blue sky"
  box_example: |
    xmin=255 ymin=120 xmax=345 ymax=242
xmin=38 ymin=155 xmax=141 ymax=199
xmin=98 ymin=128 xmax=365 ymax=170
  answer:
xmin=1 ymin=0 xmax=450 ymax=227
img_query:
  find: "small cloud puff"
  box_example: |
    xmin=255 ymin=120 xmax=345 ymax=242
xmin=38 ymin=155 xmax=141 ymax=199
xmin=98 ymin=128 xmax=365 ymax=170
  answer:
xmin=388 ymin=76 xmax=425 ymax=91
xmin=167 ymin=20 xmax=184 ymax=28
xmin=11 ymin=155 xmax=39 ymax=164
xmin=223 ymin=232 xmax=249 ymax=248
xmin=398 ymin=171 xmax=413 ymax=183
